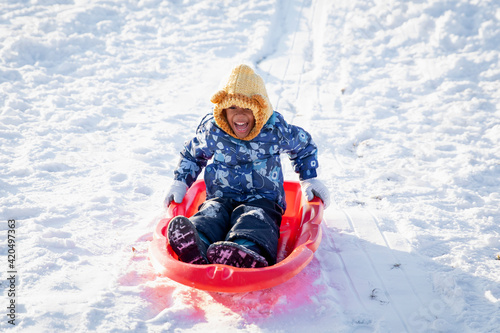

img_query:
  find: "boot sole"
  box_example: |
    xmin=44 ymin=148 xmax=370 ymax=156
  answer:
xmin=167 ymin=216 xmax=208 ymax=265
xmin=207 ymin=241 xmax=268 ymax=268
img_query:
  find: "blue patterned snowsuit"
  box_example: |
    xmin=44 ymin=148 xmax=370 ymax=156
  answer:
xmin=173 ymin=111 xmax=318 ymax=263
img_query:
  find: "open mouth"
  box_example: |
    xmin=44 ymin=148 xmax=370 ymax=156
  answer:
xmin=233 ymin=121 xmax=249 ymax=133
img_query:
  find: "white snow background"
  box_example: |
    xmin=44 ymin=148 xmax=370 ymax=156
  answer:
xmin=1 ymin=0 xmax=499 ymax=332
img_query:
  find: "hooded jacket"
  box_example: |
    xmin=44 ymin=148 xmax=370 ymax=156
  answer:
xmin=173 ymin=111 xmax=318 ymax=211
xmin=174 ymin=64 xmax=318 ymax=211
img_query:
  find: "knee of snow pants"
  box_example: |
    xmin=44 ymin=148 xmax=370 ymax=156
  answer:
xmin=226 ymin=199 xmax=283 ymax=265
xmin=189 ymin=197 xmax=233 ymax=244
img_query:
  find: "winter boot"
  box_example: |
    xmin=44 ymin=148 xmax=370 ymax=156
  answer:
xmin=206 ymin=241 xmax=268 ymax=268
xmin=167 ymin=216 xmax=208 ymax=265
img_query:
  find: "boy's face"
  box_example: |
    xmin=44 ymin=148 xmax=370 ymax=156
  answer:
xmin=224 ymin=105 xmax=255 ymax=139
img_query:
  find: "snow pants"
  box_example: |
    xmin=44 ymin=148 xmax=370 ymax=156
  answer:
xmin=189 ymin=197 xmax=283 ymax=265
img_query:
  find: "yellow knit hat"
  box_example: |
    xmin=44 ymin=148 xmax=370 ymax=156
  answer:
xmin=210 ymin=64 xmax=273 ymax=141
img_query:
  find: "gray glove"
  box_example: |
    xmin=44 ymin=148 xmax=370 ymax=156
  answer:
xmin=164 ymin=180 xmax=188 ymax=209
xmin=300 ymin=178 xmax=330 ymax=208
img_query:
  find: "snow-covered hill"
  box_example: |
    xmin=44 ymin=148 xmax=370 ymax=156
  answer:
xmin=1 ymin=0 xmax=499 ymax=332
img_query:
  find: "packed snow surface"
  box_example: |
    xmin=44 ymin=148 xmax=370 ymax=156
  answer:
xmin=1 ymin=0 xmax=499 ymax=332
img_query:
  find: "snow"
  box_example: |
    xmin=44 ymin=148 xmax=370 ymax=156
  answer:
xmin=1 ymin=0 xmax=499 ymax=332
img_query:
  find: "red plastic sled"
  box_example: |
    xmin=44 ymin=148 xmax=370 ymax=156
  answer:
xmin=148 ymin=180 xmax=324 ymax=293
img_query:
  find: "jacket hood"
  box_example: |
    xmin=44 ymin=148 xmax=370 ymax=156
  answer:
xmin=210 ymin=64 xmax=273 ymax=141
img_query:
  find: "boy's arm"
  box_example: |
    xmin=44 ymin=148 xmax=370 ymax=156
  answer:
xmin=173 ymin=121 xmax=213 ymax=187
xmin=279 ymin=117 xmax=330 ymax=207
xmin=280 ymin=119 xmax=319 ymax=181
xmin=164 ymin=119 xmax=213 ymax=208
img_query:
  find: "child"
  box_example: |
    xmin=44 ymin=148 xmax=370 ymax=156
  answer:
xmin=164 ymin=64 xmax=329 ymax=268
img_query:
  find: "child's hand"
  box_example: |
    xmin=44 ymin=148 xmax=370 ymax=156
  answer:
xmin=164 ymin=180 xmax=188 ymax=209
xmin=300 ymin=178 xmax=330 ymax=208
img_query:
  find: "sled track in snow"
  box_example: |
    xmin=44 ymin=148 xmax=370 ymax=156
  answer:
xmin=260 ymin=0 xmax=430 ymax=330
xmin=329 ymin=160 xmax=428 ymax=331
xmin=365 ymin=209 xmax=426 ymax=307
xmin=320 ymin=223 xmax=368 ymax=312
xmin=256 ymin=0 xmax=329 ymax=125
xmin=342 ymin=209 xmax=411 ymax=332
